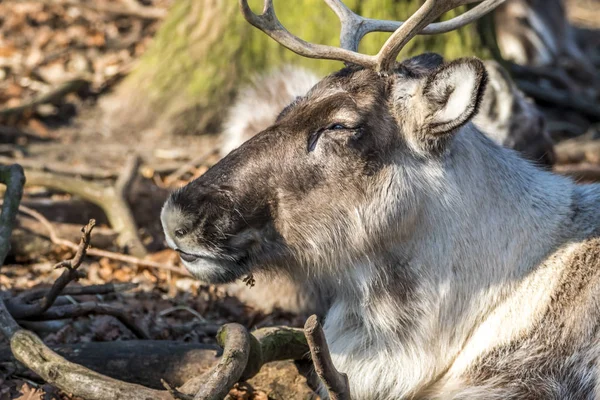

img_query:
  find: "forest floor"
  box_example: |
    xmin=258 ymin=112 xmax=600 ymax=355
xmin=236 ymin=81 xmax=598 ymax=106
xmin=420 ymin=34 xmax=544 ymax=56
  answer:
xmin=0 ymin=0 xmax=599 ymax=399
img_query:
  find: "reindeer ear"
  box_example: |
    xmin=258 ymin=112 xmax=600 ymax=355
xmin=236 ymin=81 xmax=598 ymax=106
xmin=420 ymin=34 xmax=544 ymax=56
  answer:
xmin=420 ymin=58 xmax=487 ymax=136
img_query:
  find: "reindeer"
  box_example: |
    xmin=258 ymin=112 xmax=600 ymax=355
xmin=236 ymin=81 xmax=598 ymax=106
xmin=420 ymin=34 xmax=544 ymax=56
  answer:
xmin=221 ymin=60 xmax=555 ymax=315
xmin=162 ymin=0 xmax=600 ymax=398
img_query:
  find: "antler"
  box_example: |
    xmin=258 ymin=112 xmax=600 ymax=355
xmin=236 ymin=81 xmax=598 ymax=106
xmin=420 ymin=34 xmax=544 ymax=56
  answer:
xmin=239 ymin=0 xmax=505 ymax=72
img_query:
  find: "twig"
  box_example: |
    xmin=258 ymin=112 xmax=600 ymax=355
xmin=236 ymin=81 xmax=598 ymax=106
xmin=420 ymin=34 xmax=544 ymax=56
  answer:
xmin=0 ymin=164 xmax=25 ymax=266
xmin=162 ymin=380 xmax=194 ymax=400
xmin=6 ymin=220 xmax=95 ymax=319
xmin=304 ymin=315 xmax=351 ymax=400
xmin=0 ymin=162 xmax=24 ymax=334
xmin=52 ymin=219 xmax=94 ymax=270
xmin=16 ymin=204 xmax=189 ymax=275
xmin=24 ymin=165 xmax=147 ymax=257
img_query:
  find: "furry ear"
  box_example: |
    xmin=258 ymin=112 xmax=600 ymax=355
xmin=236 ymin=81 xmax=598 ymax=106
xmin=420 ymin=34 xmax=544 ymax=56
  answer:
xmin=421 ymin=58 xmax=487 ymax=136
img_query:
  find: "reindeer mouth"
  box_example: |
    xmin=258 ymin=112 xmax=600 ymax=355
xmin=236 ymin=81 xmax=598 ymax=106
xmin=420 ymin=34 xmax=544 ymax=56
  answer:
xmin=177 ymin=249 xmax=201 ymax=263
xmin=175 ymin=247 xmax=252 ymax=284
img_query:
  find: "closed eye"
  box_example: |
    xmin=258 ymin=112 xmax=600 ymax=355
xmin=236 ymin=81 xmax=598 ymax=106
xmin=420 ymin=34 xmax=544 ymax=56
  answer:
xmin=307 ymin=123 xmax=361 ymax=153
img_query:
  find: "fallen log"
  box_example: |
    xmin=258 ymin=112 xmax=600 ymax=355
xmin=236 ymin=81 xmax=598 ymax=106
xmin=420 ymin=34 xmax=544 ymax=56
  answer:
xmin=0 ymin=341 xmax=219 ymax=389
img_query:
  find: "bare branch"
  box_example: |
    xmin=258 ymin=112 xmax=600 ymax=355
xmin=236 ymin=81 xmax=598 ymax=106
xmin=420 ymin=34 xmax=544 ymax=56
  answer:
xmin=179 ymin=325 xmax=309 ymax=395
xmin=52 ymin=219 xmax=95 ymax=270
xmin=304 ymin=314 xmax=351 ymax=400
xmin=51 ymin=0 xmax=167 ymax=20
xmin=1 ymin=295 xmax=170 ymax=400
xmin=4 ymin=0 xmax=167 ymax=19
xmin=115 ymin=154 xmax=141 ymax=197
xmin=555 ymin=140 xmax=600 ymax=165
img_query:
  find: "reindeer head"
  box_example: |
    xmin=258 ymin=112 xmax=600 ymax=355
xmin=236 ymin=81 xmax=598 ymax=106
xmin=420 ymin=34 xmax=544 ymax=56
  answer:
xmin=161 ymin=0 xmax=502 ymax=283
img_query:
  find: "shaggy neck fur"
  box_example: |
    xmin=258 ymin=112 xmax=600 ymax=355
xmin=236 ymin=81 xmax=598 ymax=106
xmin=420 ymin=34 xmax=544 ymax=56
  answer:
xmin=318 ymin=125 xmax=576 ymax=399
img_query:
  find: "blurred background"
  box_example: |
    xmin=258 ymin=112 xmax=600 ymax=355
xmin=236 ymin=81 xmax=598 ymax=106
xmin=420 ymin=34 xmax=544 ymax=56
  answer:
xmin=0 ymin=0 xmax=599 ymax=398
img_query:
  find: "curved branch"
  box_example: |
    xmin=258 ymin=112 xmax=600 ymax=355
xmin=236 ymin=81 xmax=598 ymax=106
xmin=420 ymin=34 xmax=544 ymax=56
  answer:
xmin=304 ymin=314 xmax=351 ymax=400
xmin=24 ymin=168 xmax=147 ymax=257
xmin=192 ymin=324 xmax=250 ymax=400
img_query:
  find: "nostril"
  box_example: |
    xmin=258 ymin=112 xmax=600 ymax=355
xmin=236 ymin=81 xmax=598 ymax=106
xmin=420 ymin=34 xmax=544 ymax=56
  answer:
xmin=175 ymin=228 xmax=188 ymax=238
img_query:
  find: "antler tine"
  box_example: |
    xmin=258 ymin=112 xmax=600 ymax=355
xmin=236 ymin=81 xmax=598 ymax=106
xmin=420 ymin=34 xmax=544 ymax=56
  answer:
xmin=322 ymin=0 xmax=365 ymax=52
xmin=376 ymin=0 xmax=505 ymax=71
xmin=325 ymin=0 xmax=505 ymax=54
xmin=239 ymin=0 xmax=377 ymax=68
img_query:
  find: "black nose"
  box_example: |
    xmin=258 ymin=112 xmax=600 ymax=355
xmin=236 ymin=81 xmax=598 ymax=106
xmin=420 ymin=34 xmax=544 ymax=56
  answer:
xmin=177 ymin=250 xmax=199 ymax=263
